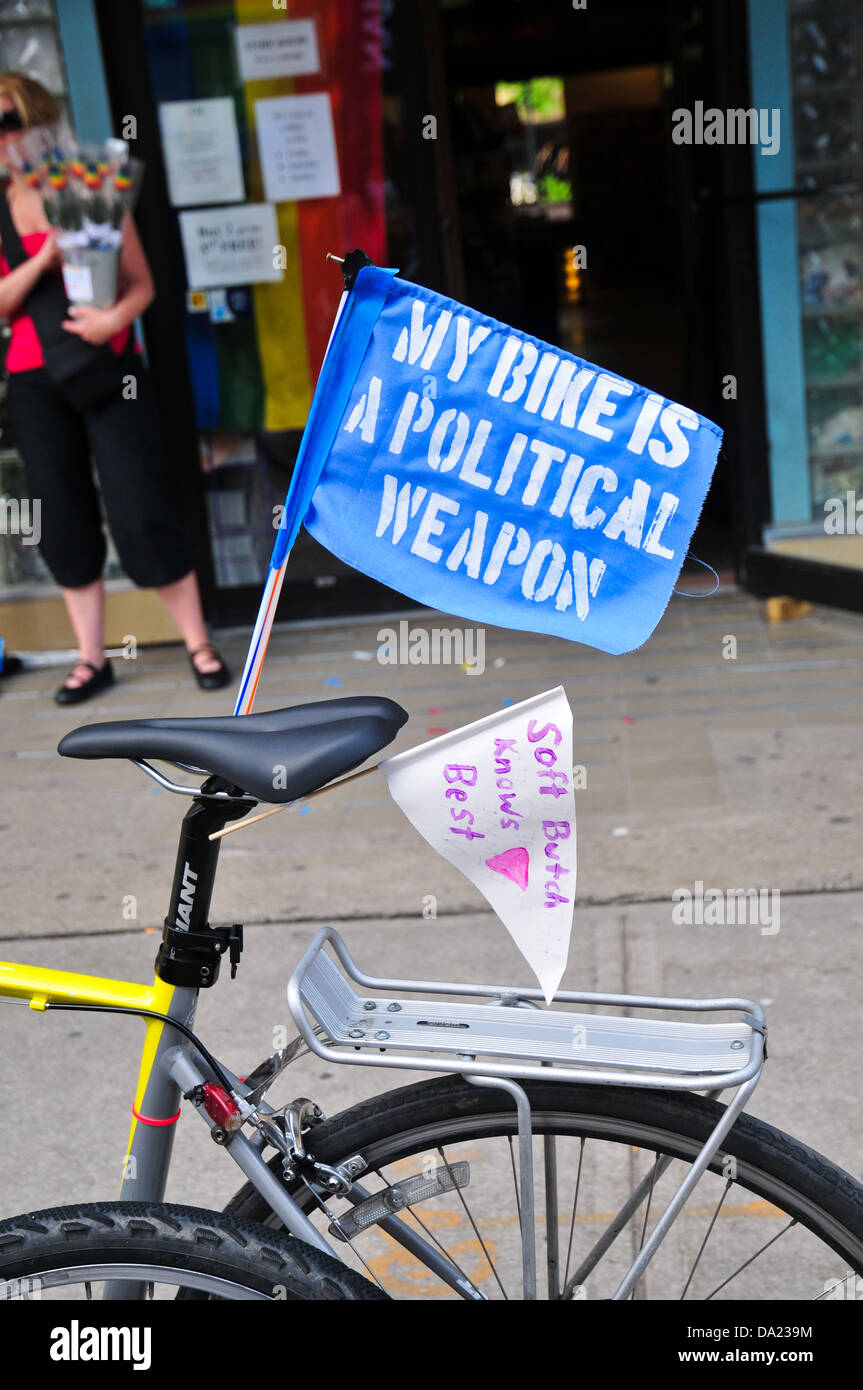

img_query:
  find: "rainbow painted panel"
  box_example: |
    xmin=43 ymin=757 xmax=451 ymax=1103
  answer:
xmin=143 ymin=0 xmax=385 ymax=432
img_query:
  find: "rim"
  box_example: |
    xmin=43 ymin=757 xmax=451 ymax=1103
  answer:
xmin=273 ymin=1108 xmax=863 ymax=1300
xmin=2 ymin=1264 xmax=274 ymax=1301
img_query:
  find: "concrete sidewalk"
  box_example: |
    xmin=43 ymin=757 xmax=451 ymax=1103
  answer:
xmin=1 ymin=588 xmax=862 ymax=937
xmin=0 ymin=587 xmax=861 ymax=1291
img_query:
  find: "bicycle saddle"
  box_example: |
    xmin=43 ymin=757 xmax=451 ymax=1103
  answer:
xmin=58 ymin=696 xmax=409 ymax=804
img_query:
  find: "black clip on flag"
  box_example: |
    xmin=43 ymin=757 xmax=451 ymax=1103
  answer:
xmin=326 ymin=248 xmax=373 ymax=291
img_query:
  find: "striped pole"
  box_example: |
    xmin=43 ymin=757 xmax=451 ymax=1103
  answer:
xmin=233 ymin=288 xmax=349 ymax=717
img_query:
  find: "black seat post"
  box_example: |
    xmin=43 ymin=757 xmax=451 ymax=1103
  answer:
xmin=155 ymin=787 xmax=253 ymax=988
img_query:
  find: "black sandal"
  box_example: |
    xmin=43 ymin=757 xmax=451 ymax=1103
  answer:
xmin=0 ymin=653 xmax=22 ymax=679
xmin=188 ymin=642 xmax=231 ymax=691
xmin=54 ymin=659 xmax=115 ymax=706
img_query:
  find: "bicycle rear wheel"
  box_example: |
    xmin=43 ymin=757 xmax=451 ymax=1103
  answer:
xmin=225 ymin=1076 xmax=863 ymax=1300
xmin=0 ymin=1202 xmax=387 ymax=1301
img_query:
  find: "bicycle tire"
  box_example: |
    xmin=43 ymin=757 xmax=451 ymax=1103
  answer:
xmin=224 ymin=1075 xmax=863 ymax=1299
xmin=0 ymin=1201 xmax=388 ymax=1300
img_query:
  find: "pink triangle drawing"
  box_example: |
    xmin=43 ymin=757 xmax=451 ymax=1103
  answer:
xmin=485 ymin=847 xmax=530 ymax=891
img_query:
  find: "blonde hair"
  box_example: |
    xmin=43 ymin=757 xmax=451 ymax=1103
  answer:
xmin=0 ymin=72 xmax=61 ymax=130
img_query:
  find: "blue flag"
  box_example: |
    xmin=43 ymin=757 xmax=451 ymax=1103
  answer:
xmin=274 ymin=266 xmax=722 ymax=655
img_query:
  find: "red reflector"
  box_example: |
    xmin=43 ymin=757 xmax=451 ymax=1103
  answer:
xmin=201 ymin=1082 xmax=242 ymax=1133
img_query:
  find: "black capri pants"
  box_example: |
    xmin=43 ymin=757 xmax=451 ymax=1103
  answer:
xmin=6 ymin=361 xmax=192 ymax=590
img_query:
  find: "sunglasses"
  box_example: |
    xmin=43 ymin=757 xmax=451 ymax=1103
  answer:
xmin=0 ymin=110 xmax=24 ymax=133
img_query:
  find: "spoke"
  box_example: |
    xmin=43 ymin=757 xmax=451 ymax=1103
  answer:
xmin=506 ymin=1135 xmax=522 ymax=1229
xmin=630 ymin=1154 xmax=662 ymax=1300
xmin=680 ymin=1179 xmax=732 ymax=1300
xmin=638 ymin=1156 xmax=661 ymax=1251
xmin=563 ymin=1137 xmax=586 ymax=1294
xmin=704 ymin=1219 xmax=798 ymax=1300
xmin=85 ymin=1282 xmax=92 ymax=1301
xmin=437 ymin=1144 xmax=508 ymax=1301
xmin=390 ymin=1191 xmax=464 ymax=1263
xmin=371 ymin=1163 xmax=480 ymax=1295
xmin=298 ymin=1173 xmax=388 ymax=1295
xmin=563 ymin=1152 xmax=677 ymax=1299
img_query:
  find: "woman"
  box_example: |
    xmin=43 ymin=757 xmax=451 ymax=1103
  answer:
xmin=0 ymin=72 xmax=230 ymax=703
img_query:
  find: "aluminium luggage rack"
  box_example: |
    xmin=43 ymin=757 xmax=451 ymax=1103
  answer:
xmin=287 ymin=926 xmax=766 ymax=1091
xmin=286 ymin=927 xmax=767 ymax=1299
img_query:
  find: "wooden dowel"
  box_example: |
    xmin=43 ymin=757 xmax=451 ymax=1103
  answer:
xmin=209 ymin=763 xmax=380 ymax=840
xmin=209 ymin=804 xmax=285 ymax=839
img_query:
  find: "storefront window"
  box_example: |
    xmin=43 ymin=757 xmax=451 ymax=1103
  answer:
xmin=0 ymin=0 xmax=66 ymax=596
xmin=750 ymin=0 xmax=863 ymax=571
xmin=792 ymin=2 xmax=863 ymax=521
xmin=140 ymin=0 xmax=386 ymax=601
xmin=0 ymin=2 xmax=55 ymax=17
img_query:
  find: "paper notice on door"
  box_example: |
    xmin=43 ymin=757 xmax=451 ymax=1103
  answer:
xmin=159 ymin=98 xmax=245 ymax=208
xmin=179 ymin=204 xmax=283 ymax=290
xmin=254 ymin=92 xmax=341 ymax=203
xmin=235 ymin=20 xmax=320 ymax=81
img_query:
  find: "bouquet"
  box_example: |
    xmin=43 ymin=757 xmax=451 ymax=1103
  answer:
xmin=12 ymin=135 xmax=143 ymax=307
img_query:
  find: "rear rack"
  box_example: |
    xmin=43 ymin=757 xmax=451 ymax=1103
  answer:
xmin=286 ymin=926 xmax=767 ymax=1300
xmin=287 ymin=927 xmax=765 ymax=1091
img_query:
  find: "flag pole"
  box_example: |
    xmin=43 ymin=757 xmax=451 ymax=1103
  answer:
xmin=232 ymin=251 xmax=371 ymax=717
xmin=208 ymin=762 xmax=380 ymax=840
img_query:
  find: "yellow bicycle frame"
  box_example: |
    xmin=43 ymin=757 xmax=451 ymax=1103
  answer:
xmin=0 ymin=959 xmax=176 ymax=1178
xmin=0 ymin=952 xmax=346 ymax=1263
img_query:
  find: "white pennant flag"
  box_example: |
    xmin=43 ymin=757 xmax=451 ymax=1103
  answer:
xmin=380 ymin=687 xmax=576 ymax=1002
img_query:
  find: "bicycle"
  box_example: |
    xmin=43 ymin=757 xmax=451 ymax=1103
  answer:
xmin=1 ymin=693 xmax=861 ymax=1301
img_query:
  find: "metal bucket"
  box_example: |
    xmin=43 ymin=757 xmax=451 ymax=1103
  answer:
xmin=61 ymin=246 xmax=120 ymax=307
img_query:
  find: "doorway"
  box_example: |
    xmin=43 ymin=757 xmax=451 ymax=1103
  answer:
xmin=435 ymin=0 xmax=735 ymax=576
